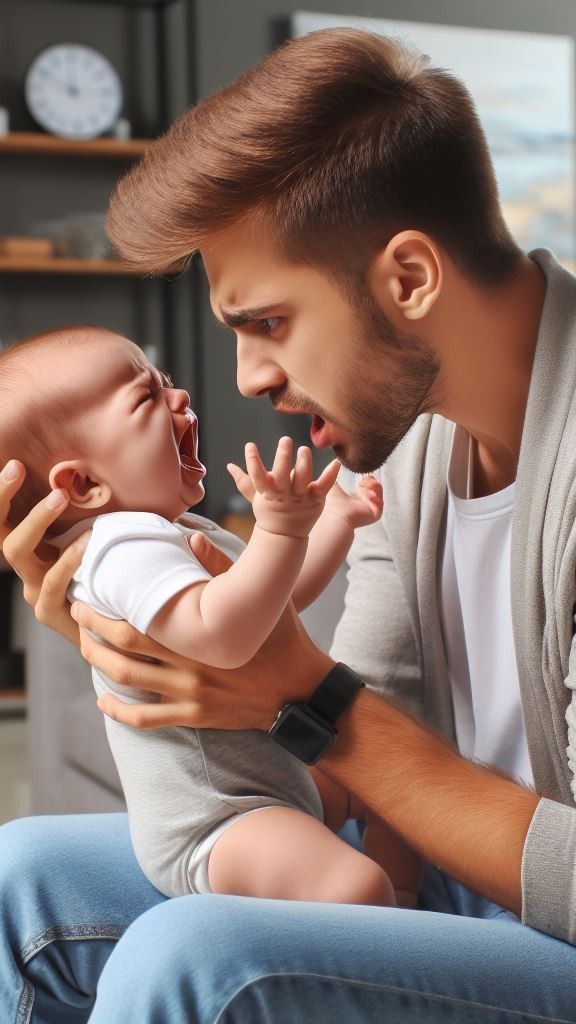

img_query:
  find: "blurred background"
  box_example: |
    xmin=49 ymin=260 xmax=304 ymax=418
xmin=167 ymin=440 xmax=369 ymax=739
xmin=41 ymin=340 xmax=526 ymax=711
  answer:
xmin=0 ymin=0 xmax=574 ymax=820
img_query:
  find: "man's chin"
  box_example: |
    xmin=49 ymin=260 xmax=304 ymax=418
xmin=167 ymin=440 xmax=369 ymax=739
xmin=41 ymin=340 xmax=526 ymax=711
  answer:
xmin=336 ymin=439 xmax=397 ymax=475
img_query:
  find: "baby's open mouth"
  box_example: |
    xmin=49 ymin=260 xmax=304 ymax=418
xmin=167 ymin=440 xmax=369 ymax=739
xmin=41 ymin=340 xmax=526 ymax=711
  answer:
xmin=179 ymin=415 xmax=206 ymax=476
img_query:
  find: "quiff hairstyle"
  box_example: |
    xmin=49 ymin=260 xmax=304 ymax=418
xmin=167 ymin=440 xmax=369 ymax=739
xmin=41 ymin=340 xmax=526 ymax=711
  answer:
xmin=0 ymin=327 xmax=110 ymax=526
xmin=107 ymin=27 xmax=521 ymax=287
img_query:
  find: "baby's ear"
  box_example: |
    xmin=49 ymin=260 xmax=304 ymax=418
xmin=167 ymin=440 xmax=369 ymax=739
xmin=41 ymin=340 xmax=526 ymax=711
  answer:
xmin=49 ymin=460 xmax=112 ymax=509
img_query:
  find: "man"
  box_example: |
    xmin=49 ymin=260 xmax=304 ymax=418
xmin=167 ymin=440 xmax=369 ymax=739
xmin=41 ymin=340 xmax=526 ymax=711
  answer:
xmin=1 ymin=27 xmax=575 ymax=1024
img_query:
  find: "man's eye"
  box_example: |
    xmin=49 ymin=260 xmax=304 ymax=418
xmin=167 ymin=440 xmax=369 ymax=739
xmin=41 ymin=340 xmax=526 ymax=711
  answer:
xmin=259 ymin=317 xmax=283 ymax=335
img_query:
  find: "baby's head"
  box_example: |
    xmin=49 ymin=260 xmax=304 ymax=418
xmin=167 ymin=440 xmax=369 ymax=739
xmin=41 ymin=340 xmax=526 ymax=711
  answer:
xmin=0 ymin=326 xmax=205 ymax=531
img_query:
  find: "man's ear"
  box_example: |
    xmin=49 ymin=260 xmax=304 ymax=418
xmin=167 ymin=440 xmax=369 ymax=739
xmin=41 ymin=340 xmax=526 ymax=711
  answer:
xmin=369 ymin=231 xmax=443 ymax=321
xmin=49 ymin=461 xmax=112 ymax=509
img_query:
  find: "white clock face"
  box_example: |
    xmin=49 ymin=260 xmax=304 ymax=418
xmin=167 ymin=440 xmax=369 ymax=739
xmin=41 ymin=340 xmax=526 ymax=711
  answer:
xmin=25 ymin=44 xmax=123 ymax=140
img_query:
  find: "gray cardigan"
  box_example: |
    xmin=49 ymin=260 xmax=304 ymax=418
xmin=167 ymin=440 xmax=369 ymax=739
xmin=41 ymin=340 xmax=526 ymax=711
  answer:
xmin=331 ymin=248 xmax=576 ymax=944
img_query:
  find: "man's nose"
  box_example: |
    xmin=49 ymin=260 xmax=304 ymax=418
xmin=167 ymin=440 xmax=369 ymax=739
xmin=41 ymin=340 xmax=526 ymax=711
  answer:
xmin=236 ymin=338 xmax=285 ymax=398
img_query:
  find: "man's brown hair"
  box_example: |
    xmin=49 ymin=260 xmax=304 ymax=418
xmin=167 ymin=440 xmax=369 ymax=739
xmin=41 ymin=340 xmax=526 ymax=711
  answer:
xmin=107 ymin=27 xmax=521 ymax=287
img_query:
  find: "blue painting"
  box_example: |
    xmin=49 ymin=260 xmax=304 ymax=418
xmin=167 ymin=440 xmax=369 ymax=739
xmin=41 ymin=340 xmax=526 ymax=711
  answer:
xmin=293 ymin=13 xmax=575 ymax=269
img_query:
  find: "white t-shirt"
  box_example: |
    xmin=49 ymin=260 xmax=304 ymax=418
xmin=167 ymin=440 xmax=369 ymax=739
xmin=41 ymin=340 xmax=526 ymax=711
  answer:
xmin=440 ymin=426 xmax=534 ymax=787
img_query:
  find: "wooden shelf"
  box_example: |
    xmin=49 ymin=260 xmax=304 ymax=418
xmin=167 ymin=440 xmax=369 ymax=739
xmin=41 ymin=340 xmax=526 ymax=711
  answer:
xmin=0 ymin=132 xmax=153 ymax=159
xmin=0 ymin=257 xmax=144 ymax=276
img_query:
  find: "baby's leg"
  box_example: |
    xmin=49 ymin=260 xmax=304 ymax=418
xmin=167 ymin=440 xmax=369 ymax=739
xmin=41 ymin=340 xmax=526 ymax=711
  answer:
xmin=310 ymin=767 xmax=423 ymax=906
xmin=364 ymin=812 xmax=424 ymax=907
xmin=208 ymin=806 xmax=396 ymax=906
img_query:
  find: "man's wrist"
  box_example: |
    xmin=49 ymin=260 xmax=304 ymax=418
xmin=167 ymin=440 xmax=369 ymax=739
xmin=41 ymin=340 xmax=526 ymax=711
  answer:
xmin=268 ymin=662 xmax=366 ymax=765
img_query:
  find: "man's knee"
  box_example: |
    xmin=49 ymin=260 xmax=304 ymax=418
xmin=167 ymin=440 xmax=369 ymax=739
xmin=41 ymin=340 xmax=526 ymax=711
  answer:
xmin=93 ymin=895 xmax=269 ymax=1023
xmin=0 ymin=817 xmax=48 ymax=883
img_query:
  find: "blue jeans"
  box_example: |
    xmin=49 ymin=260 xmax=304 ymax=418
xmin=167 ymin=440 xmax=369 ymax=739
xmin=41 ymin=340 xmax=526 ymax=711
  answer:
xmin=1 ymin=814 xmax=575 ymax=1023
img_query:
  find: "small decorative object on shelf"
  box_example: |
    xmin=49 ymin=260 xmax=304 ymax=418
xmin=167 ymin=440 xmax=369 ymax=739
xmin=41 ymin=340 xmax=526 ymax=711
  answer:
xmin=24 ymin=43 xmax=123 ymax=141
xmin=113 ymin=117 xmax=132 ymax=140
xmin=0 ymin=107 xmax=9 ymax=137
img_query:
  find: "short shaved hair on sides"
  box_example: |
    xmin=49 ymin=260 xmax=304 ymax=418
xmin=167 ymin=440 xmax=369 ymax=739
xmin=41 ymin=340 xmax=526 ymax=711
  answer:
xmin=107 ymin=27 xmax=521 ymax=288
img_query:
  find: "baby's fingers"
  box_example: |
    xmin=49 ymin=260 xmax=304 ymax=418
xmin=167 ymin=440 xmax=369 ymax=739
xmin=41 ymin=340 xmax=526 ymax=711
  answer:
xmin=227 ymin=463 xmax=256 ymax=503
xmin=309 ymin=458 xmax=341 ymax=498
xmin=271 ymin=436 xmax=293 ymax=491
xmin=244 ymin=442 xmax=272 ymax=492
xmin=291 ymin=446 xmax=313 ymax=495
xmin=358 ymin=476 xmax=384 ymax=512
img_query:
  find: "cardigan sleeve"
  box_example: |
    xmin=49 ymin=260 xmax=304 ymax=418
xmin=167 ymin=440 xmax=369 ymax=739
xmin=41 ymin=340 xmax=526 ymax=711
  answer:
xmin=521 ymin=622 xmax=576 ymax=944
xmin=329 ymin=513 xmax=424 ymax=717
xmin=521 ymin=797 xmax=576 ymax=943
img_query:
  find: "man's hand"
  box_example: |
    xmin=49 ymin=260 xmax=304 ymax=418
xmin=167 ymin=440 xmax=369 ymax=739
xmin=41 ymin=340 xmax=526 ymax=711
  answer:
xmin=227 ymin=437 xmax=340 ymax=538
xmin=78 ymin=530 xmax=334 ymax=730
xmin=0 ymin=461 xmax=88 ymax=646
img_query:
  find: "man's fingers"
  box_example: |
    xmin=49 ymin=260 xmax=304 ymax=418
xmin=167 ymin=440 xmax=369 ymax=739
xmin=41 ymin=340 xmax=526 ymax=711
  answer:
xmin=2 ymin=489 xmax=69 ymax=582
xmin=227 ymin=463 xmax=256 ymax=502
xmin=189 ymin=532 xmax=235 ymax=575
xmin=76 ymin=627 xmax=188 ymax=696
xmin=291 ymin=446 xmax=313 ymax=495
xmin=34 ymin=531 xmax=90 ymax=638
xmin=72 ymin=601 xmax=163 ymax=659
xmin=97 ymin=694 xmax=202 ymax=730
xmin=0 ymin=461 xmax=26 ymax=548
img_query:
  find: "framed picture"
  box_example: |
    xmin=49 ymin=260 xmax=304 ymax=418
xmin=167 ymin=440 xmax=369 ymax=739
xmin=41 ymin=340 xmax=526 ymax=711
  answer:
xmin=292 ymin=12 xmax=575 ymax=270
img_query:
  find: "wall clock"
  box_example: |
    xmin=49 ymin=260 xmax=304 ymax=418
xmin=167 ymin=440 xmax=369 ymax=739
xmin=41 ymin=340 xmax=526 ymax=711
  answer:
xmin=24 ymin=43 xmax=123 ymax=140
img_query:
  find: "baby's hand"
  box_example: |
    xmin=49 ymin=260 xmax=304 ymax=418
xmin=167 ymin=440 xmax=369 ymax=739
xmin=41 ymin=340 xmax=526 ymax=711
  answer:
xmin=325 ymin=476 xmax=383 ymax=529
xmin=227 ymin=438 xmax=341 ymax=538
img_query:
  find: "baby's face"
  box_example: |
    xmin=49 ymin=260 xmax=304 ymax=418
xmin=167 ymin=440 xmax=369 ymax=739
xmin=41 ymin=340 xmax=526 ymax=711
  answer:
xmin=54 ymin=333 xmax=205 ymax=520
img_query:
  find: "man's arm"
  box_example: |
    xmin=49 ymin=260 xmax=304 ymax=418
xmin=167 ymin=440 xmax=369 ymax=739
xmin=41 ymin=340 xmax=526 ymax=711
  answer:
xmin=323 ymin=685 xmax=539 ymax=916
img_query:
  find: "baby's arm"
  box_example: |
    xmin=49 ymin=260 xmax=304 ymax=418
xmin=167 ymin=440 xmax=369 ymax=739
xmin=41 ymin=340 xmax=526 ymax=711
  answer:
xmin=292 ymin=476 xmax=383 ymax=611
xmin=147 ymin=438 xmax=340 ymax=669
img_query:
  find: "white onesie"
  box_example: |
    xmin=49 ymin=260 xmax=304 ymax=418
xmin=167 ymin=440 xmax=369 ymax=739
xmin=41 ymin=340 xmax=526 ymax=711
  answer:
xmin=54 ymin=510 xmax=323 ymax=897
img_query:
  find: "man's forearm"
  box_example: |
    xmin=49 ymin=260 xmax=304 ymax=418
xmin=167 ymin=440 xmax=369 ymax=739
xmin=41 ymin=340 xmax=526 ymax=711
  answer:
xmin=323 ymin=687 xmax=540 ymax=914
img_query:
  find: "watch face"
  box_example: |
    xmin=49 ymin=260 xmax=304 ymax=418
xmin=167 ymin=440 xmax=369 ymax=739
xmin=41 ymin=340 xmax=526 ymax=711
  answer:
xmin=269 ymin=704 xmax=335 ymax=765
xmin=25 ymin=44 xmax=123 ymax=140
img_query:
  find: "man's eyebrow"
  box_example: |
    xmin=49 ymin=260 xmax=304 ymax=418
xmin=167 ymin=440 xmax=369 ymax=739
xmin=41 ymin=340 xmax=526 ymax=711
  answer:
xmin=216 ymin=304 xmax=280 ymax=328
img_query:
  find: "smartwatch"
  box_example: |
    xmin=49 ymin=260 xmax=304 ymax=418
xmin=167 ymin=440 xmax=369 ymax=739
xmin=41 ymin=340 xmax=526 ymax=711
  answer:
xmin=268 ymin=662 xmax=365 ymax=765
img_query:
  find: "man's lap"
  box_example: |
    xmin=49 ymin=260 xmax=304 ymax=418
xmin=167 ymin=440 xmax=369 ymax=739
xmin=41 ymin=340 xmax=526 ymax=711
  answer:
xmin=0 ymin=814 xmax=574 ymax=1024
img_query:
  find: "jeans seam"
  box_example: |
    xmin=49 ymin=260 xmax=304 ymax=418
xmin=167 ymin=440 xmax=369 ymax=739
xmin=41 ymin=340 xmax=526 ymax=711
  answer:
xmin=21 ymin=924 xmax=125 ymax=963
xmin=216 ymin=972 xmax=576 ymax=1024
xmin=15 ymin=980 xmax=34 ymax=1024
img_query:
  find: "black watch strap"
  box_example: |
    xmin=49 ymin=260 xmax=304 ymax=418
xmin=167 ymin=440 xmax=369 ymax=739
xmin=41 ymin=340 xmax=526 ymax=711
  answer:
xmin=307 ymin=662 xmax=365 ymax=727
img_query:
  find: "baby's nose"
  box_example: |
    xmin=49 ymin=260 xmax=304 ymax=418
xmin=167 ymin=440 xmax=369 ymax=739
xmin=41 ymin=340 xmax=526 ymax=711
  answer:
xmin=166 ymin=387 xmax=190 ymax=411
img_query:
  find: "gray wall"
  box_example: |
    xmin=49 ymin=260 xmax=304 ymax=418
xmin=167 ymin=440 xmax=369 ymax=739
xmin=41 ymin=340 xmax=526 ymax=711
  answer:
xmin=2 ymin=0 xmax=575 ymax=517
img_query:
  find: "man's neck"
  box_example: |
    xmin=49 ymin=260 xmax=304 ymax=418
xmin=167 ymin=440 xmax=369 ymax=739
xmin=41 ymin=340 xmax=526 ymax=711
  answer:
xmin=434 ymin=254 xmax=547 ymax=496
